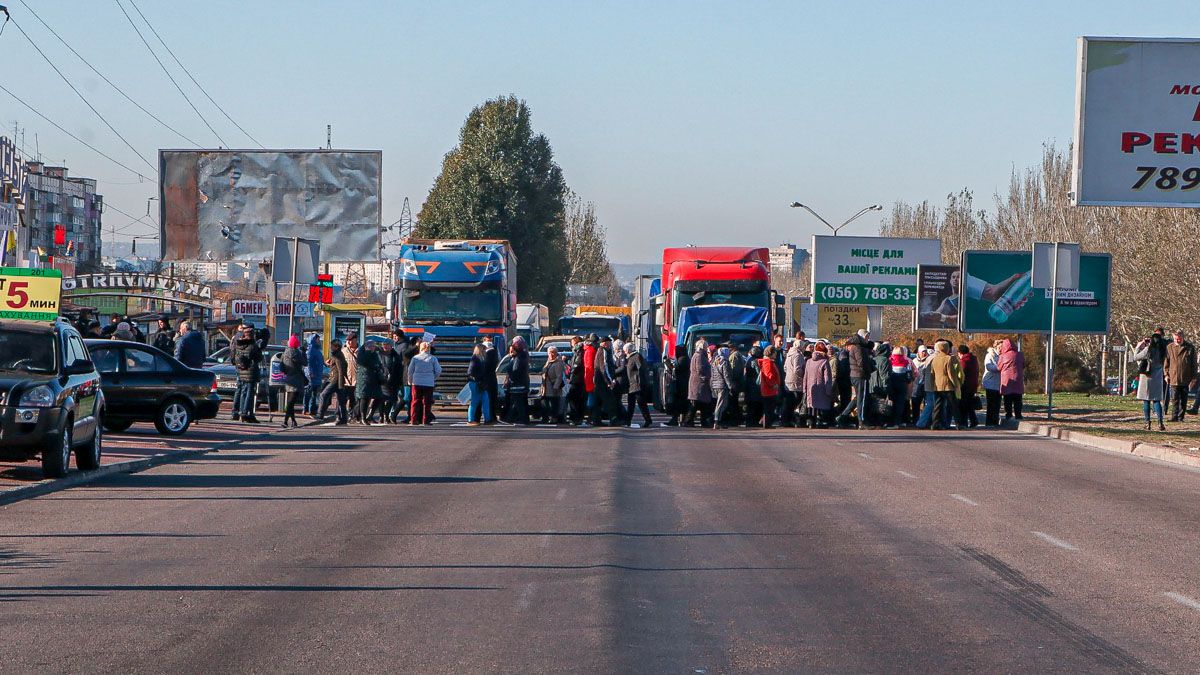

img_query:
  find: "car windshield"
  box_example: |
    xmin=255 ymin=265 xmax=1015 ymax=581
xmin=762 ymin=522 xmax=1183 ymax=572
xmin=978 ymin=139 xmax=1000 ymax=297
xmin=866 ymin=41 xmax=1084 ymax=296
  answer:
xmin=558 ymin=317 xmax=621 ymax=335
xmin=402 ymin=288 xmax=503 ymax=322
xmin=0 ymin=330 xmax=57 ymax=373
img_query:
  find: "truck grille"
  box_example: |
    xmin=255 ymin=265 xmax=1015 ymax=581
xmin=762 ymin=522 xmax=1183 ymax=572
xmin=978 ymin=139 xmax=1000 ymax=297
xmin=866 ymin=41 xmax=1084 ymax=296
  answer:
xmin=430 ymin=335 xmax=478 ymax=401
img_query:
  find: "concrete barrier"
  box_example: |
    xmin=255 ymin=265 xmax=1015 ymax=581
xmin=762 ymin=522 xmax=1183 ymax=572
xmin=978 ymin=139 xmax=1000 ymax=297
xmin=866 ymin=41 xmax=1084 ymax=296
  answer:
xmin=1016 ymin=420 xmax=1200 ymax=471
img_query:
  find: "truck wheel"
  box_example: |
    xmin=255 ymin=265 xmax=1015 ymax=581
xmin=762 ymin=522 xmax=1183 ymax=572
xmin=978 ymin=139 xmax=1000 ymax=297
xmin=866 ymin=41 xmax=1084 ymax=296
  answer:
xmin=42 ymin=420 xmax=72 ymax=478
xmin=76 ymin=421 xmax=102 ymax=471
xmin=154 ymin=399 xmax=192 ymax=436
xmin=103 ymin=419 xmax=133 ymax=433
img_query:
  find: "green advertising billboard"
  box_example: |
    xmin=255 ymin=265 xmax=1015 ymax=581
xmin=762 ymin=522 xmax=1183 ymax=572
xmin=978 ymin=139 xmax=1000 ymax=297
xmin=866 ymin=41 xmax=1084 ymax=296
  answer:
xmin=958 ymin=250 xmax=1111 ymax=334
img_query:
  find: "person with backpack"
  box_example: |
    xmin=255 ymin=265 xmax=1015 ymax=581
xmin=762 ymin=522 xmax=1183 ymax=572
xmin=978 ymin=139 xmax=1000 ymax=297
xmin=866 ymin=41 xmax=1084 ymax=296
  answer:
xmin=231 ymin=325 xmax=263 ymax=423
xmin=280 ymin=335 xmax=308 ymax=428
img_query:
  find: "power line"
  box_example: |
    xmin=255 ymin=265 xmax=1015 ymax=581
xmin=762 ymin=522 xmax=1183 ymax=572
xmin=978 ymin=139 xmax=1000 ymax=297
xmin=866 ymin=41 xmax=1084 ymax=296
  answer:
xmin=114 ymin=0 xmax=228 ymax=147
xmin=129 ymin=0 xmax=264 ymax=148
xmin=0 ymin=81 xmax=153 ymax=180
xmin=7 ymin=13 xmax=158 ymax=175
xmin=16 ymin=0 xmax=202 ymax=148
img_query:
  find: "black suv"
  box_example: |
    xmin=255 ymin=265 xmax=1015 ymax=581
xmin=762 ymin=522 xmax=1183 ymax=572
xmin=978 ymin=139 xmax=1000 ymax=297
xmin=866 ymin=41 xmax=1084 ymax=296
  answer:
xmin=0 ymin=318 xmax=104 ymax=477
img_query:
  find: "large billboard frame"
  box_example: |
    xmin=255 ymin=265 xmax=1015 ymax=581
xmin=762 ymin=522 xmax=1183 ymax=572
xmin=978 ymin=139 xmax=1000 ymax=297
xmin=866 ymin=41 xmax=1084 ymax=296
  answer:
xmin=159 ymin=148 xmax=382 ymax=263
xmin=1072 ymin=36 xmax=1200 ymax=207
xmin=810 ymin=234 xmax=942 ymax=306
xmin=957 ymin=249 xmax=1112 ymax=335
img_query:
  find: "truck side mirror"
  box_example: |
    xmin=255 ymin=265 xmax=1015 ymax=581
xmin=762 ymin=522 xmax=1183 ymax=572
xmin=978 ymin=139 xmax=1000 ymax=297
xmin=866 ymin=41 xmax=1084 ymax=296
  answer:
xmin=655 ymin=307 xmax=665 ymax=325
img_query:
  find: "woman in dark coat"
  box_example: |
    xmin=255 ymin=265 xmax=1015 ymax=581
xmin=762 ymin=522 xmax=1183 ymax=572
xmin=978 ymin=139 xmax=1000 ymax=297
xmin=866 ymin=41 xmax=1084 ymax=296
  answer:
xmin=744 ymin=345 xmax=764 ymax=426
xmin=668 ymin=350 xmax=690 ymax=426
xmin=803 ymin=342 xmax=835 ymax=428
xmin=280 ymin=335 xmax=308 ymax=428
xmin=686 ymin=339 xmax=712 ymax=427
xmin=506 ymin=337 xmax=532 ymax=424
xmin=353 ymin=341 xmax=384 ymax=425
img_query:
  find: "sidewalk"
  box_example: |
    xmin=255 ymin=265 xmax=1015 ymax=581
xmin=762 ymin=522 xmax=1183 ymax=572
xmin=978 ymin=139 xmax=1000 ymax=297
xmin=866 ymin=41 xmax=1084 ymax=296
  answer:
xmin=1018 ymin=420 xmax=1200 ymax=470
xmin=0 ymin=418 xmax=289 ymax=504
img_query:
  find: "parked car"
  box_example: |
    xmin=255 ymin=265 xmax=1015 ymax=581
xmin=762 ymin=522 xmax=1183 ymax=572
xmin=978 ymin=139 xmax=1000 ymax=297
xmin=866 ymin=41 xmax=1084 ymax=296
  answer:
xmin=496 ymin=350 xmax=550 ymax=418
xmin=203 ymin=344 xmax=284 ymax=410
xmin=86 ymin=340 xmax=221 ymax=435
xmin=0 ymin=318 xmax=104 ymax=477
xmin=535 ymin=335 xmax=577 ymax=355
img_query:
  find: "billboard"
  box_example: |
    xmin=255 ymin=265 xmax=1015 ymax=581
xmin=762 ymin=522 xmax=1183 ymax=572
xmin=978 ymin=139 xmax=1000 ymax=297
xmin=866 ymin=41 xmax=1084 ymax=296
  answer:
xmin=790 ymin=299 xmax=874 ymax=341
xmin=958 ymin=251 xmax=1111 ymax=335
xmin=811 ymin=235 xmax=941 ymax=306
xmin=160 ymin=149 xmax=381 ymax=262
xmin=1072 ymin=37 xmax=1200 ymax=206
xmin=0 ymin=267 xmax=61 ymax=321
xmin=914 ymin=264 xmax=961 ymax=331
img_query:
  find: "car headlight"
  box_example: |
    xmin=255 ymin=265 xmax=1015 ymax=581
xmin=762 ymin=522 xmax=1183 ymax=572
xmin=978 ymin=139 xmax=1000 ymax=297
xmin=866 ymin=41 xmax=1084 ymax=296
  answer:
xmin=402 ymin=259 xmax=418 ymax=275
xmin=18 ymin=384 xmax=55 ymax=408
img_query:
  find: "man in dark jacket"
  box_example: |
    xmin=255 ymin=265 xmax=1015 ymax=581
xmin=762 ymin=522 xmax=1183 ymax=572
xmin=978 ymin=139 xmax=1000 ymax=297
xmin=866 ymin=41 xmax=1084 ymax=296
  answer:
xmin=378 ymin=340 xmax=405 ymax=424
xmin=845 ymin=330 xmax=875 ymax=429
xmin=153 ymin=318 xmax=175 ymax=354
xmin=624 ymin=344 xmax=653 ymax=428
xmin=173 ymin=321 xmax=207 ymax=369
xmin=231 ymin=325 xmax=263 ymax=423
xmin=667 ymin=349 xmax=690 ymax=426
xmin=303 ymin=334 xmax=325 ymax=417
xmin=591 ymin=336 xmax=616 ymax=425
xmin=1165 ymin=330 xmax=1198 ymax=421
xmin=567 ymin=336 xmax=586 ymax=425
xmin=482 ymin=337 xmax=501 ymax=425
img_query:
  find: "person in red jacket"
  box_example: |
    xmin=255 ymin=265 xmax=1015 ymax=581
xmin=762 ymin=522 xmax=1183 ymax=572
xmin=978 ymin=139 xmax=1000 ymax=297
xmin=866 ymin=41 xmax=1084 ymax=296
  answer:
xmin=758 ymin=346 xmax=782 ymax=428
xmin=582 ymin=334 xmax=598 ymax=426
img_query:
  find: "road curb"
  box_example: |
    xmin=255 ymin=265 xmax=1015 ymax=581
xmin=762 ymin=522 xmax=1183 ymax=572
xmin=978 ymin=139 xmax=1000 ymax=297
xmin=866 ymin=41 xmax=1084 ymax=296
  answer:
xmin=1017 ymin=421 xmax=1200 ymax=469
xmin=0 ymin=420 xmax=321 ymax=508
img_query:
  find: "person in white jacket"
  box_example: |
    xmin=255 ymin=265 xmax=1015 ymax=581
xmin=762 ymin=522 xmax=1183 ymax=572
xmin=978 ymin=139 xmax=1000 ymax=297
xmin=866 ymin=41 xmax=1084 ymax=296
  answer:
xmin=407 ymin=342 xmax=442 ymax=425
xmin=982 ymin=342 xmax=1002 ymax=427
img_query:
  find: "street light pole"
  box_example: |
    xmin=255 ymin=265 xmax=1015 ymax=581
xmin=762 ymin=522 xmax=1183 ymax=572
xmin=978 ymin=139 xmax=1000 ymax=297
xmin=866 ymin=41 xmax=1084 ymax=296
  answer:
xmin=790 ymin=202 xmax=883 ymax=236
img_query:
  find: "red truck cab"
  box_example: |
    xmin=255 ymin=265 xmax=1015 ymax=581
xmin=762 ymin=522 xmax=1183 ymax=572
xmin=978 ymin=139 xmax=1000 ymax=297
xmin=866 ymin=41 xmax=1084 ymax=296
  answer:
xmin=658 ymin=247 xmax=774 ymax=361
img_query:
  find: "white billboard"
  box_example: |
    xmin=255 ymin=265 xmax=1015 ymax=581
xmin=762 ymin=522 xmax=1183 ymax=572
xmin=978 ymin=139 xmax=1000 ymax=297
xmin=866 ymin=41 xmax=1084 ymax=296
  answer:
xmin=1073 ymin=37 xmax=1200 ymax=207
xmin=810 ymin=235 xmax=942 ymax=306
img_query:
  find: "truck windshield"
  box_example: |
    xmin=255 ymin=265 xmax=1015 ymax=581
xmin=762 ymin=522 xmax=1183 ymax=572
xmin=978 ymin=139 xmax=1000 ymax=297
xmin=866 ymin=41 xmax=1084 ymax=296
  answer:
xmin=558 ymin=317 xmax=621 ymax=336
xmin=403 ymin=288 xmax=503 ymax=322
xmin=0 ymin=330 xmax=56 ymax=373
xmin=673 ymin=289 xmax=769 ymax=311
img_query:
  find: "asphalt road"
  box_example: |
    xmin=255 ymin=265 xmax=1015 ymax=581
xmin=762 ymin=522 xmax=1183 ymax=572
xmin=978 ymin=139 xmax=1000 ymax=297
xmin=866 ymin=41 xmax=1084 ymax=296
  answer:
xmin=2 ymin=417 xmax=1199 ymax=673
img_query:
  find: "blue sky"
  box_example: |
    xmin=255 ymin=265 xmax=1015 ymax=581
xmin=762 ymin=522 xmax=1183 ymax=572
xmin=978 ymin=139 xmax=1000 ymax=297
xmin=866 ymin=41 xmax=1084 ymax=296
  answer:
xmin=1 ymin=1 xmax=1192 ymax=262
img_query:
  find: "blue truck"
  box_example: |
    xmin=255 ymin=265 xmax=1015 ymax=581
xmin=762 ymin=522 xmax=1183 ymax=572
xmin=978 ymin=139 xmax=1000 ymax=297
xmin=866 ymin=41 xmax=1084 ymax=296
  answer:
xmin=387 ymin=239 xmax=517 ymax=399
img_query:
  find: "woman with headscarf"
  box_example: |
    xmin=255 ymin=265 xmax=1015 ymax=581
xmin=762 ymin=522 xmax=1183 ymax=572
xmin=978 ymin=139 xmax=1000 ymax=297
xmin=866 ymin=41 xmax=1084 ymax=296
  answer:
xmin=783 ymin=340 xmax=807 ymax=428
xmin=280 ymin=334 xmax=308 ymax=428
xmin=686 ymin=338 xmax=712 ymax=427
xmin=885 ymin=346 xmax=912 ymax=429
xmin=1134 ymin=332 xmax=1168 ymax=431
xmin=506 ymin=336 xmax=531 ymax=425
xmin=803 ymin=341 xmax=835 ymax=428
xmin=909 ymin=345 xmax=931 ymax=425
xmin=758 ymin=346 xmax=782 ymax=428
xmin=710 ymin=346 xmax=733 ymax=430
xmin=996 ymin=338 xmax=1026 ymax=422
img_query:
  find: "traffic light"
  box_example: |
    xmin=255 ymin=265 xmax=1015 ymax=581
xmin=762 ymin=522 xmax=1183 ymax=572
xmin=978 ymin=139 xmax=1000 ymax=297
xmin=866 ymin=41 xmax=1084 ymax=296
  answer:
xmin=308 ymin=273 xmax=334 ymax=303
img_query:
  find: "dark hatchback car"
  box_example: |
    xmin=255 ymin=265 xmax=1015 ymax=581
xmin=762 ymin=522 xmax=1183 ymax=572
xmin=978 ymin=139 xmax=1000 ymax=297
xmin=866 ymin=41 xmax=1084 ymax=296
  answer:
xmin=0 ymin=319 xmax=104 ymax=477
xmin=86 ymin=340 xmax=221 ymax=436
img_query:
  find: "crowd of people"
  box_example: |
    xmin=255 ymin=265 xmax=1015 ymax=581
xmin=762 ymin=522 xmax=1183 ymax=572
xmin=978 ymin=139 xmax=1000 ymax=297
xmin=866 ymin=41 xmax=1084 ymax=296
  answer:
xmin=77 ymin=309 xmax=1200 ymax=434
xmin=652 ymin=330 xmax=1029 ymax=431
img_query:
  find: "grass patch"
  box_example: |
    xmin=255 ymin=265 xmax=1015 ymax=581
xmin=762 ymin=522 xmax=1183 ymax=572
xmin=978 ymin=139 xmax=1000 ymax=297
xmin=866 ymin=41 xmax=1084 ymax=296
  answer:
xmin=1021 ymin=392 xmax=1200 ymax=448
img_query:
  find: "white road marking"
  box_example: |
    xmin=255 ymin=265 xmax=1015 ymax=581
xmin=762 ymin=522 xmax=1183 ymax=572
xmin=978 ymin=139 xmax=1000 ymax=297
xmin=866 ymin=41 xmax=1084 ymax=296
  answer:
xmin=1032 ymin=531 xmax=1079 ymax=551
xmin=858 ymin=452 xmax=873 ymax=460
xmin=896 ymin=470 xmax=917 ymax=480
xmin=950 ymin=493 xmax=979 ymax=506
xmin=555 ymin=488 xmax=567 ymax=501
xmin=1165 ymin=592 xmax=1200 ymax=612
xmin=516 ymin=582 xmax=535 ymax=610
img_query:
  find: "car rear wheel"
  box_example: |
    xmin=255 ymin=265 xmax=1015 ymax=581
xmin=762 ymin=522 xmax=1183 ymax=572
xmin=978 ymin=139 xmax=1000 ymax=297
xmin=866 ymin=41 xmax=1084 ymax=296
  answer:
xmin=154 ymin=399 xmax=192 ymax=436
xmin=76 ymin=419 xmax=102 ymax=471
xmin=103 ymin=418 xmax=133 ymax=433
xmin=42 ymin=420 xmax=71 ymax=478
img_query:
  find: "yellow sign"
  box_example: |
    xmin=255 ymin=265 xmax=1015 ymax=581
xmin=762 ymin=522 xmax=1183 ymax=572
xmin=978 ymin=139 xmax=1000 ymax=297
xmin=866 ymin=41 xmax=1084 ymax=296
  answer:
xmin=818 ymin=305 xmax=867 ymax=341
xmin=0 ymin=267 xmax=62 ymax=321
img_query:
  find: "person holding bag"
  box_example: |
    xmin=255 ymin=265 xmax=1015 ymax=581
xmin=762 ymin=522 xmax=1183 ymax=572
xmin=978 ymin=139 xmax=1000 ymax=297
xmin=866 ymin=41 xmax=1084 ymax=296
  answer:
xmin=280 ymin=335 xmax=308 ymax=428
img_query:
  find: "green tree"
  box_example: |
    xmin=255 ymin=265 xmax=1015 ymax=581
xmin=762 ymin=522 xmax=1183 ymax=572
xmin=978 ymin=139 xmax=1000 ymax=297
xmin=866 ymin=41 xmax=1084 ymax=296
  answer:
xmin=417 ymin=95 xmax=569 ymax=313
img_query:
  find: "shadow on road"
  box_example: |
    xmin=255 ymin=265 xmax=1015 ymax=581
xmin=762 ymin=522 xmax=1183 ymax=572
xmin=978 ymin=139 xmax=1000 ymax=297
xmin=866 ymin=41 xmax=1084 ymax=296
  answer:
xmin=0 ymin=583 xmax=500 ymax=594
xmin=372 ymin=530 xmax=810 ymax=538
xmin=94 ymin=474 xmax=502 ymax=489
